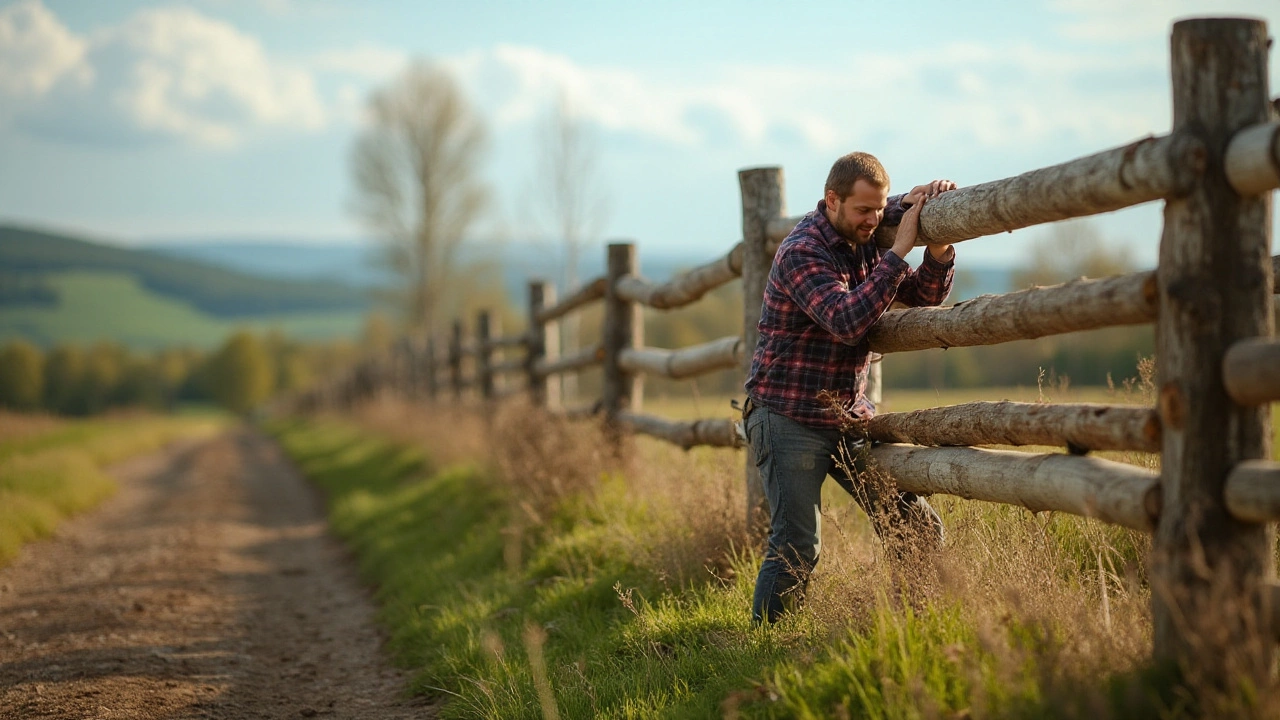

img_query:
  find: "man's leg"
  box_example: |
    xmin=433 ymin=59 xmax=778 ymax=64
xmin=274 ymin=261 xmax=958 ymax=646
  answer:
xmin=830 ymin=439 xmax=944 ymax=557
xmin=747 ymin=407 xmax=837 ymax=624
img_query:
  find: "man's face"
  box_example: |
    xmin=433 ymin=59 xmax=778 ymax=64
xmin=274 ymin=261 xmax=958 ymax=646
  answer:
xmin=825 ymin=179 xmax=888 ymax=244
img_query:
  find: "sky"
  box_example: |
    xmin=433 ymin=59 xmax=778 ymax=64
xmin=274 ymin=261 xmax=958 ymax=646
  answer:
xmin=1 ymin=0 xmax=1278 ymax=270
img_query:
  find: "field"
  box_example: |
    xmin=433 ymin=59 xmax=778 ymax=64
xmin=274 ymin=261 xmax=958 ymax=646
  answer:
xmin=0 ymin=271 xmax=366 ymax=349
xmin=267 ymin=379 xmax=1280 ymax=719
xmin=0 ymin=410 xmax=226 ymax=566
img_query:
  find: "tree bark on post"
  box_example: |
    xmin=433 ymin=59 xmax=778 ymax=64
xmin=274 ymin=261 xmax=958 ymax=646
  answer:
xmin=425 ymin=335 xmax=438 ymax=401
xmin=739 ymin=167 xmax=784 ymax=530
xmin=1152 ymin=18 xmax=1274 ymax=685
xmin=449 ymin=319 xmax=463 ymax=401
xmin=477 ymin=310 xmax=494 ymax=401
xmin=527 ymin=281 xmax=561 ymax=411
xmin=602 ymin=243 xmax=642 ymax=443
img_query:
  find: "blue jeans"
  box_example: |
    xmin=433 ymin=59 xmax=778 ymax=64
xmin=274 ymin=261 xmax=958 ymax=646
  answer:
xmin=745 ymin=405 xmax=944 ymax=624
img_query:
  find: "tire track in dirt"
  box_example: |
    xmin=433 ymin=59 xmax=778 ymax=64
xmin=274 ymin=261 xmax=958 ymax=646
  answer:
xmin=0 ymin=428 xmax=433 ymax=720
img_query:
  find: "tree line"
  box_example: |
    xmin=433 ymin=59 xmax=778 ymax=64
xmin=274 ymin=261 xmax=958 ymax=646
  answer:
xmin=0 ymin=330 xmax=362 ymax=416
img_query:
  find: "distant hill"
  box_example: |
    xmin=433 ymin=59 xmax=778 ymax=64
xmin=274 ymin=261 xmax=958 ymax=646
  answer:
xmin=1 ymin=225 xmax=371 ymax=317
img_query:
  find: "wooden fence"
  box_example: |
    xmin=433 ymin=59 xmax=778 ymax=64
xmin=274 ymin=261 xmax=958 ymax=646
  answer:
xmin=295 ymin=18 xmax=1280 ymax=683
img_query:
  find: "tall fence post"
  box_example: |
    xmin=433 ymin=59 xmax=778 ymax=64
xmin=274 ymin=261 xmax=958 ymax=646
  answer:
xmin=425 ymin=335 xmax=438 ymax=401
xmin=477 ymin=309 xmax=495 ymax=401
xmin=449 ymin=319 xmax=463 ymax=401
xmin=603 ymin=242 xmax=643 ymax=432
xmin=528 ymin=281 xmax=561 ymax=410
xmin=739 ymin=167 xmax=785 ymax=528
xmin=1153 ymin=17 xmax=1274 ymax=683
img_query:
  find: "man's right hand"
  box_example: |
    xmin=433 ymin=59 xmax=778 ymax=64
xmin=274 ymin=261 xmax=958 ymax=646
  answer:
xmin=889 ymin=195 xmax=926 ymax=259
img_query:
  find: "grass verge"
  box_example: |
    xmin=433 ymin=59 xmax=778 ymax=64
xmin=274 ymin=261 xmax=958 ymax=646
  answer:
xmin=0 ymin=410 xmax=226 ymax=566
xmin=269 ymin=392 xmax=1252 ymax=719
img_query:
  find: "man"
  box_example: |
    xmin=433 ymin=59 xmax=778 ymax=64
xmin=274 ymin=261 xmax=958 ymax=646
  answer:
xmin=743 ymin=151 xmax=957 ymax=624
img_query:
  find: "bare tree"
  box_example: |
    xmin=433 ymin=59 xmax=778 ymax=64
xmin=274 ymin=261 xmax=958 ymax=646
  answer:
xmin=535 ymin=89 xmax=608 ymax=400
xmin=351 ymin=61 xmax=487 ymax=334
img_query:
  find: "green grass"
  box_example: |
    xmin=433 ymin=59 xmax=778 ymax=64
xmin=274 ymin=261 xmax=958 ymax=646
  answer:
xmin=0 ymin=412 xmax=226 ymax=566
xmin=268 ymin=411 xmax=1215 ymax=719
xmin=0 ymin=271 xmax=365 ymax=349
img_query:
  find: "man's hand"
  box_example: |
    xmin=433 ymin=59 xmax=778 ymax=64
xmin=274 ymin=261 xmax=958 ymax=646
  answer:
xmin=890 ymin=195 xmax=925 ymax=260
xmin=902 ymin=179 xmax=957 ymax=261
xmin=902 ymin=179 xmax=956 ymax=208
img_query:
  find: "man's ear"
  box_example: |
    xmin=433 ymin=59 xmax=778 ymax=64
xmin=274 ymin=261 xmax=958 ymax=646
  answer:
xmin=823 ymin=188 xmax=838 ymax=207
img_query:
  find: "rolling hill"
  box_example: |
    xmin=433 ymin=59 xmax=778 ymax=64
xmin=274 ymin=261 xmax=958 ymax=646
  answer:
xmin=0 ymin=224 xmax=372 ymax=349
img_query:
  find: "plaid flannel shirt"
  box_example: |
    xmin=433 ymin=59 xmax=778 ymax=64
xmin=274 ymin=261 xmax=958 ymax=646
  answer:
xmin=745 ymin=197 xmax=955 ymax=428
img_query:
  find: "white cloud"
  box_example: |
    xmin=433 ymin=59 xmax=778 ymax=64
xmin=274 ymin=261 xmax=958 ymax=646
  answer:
xmin=3 ymin=1 xmax=326 ymax=147
xmin=311 ymin=45 xmax=407 ymax=81
xmin=0 ymin=0 xmax=88 ymax=96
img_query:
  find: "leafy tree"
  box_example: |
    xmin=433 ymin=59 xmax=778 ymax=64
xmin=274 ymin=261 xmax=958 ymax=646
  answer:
xmin=351 ymin=61 xmax=488 ymax=334
xmin=207 ymin=331 xmax=274 ymax=414
xmin=79 ymin=343 xmax=127 ymax=415
xmin=0 ymin=340 xmax=44 ymax=411
xmin=43 ymin=344 xmax=85 ymax=414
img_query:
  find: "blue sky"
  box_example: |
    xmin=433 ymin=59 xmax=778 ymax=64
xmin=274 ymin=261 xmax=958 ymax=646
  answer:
xmin=1 ymin=0 xmax=1277 ymax=269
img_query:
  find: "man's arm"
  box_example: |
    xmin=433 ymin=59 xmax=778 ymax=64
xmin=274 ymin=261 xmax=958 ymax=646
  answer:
xmin=775 ymin=240 xmax=912 ymax=345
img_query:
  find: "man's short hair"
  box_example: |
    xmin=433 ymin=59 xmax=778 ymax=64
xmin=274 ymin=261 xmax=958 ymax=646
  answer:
xmin=825 ymin=152 xmax=889 ymax=199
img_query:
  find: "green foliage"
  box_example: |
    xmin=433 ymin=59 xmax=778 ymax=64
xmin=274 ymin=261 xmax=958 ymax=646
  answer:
xmin=0 ymin=339 xmax=44 ymax=410
xmin=207 ymin=331 xmax=274 ymax=414
xmin=42 ymin=344 xmax=85 ymax=414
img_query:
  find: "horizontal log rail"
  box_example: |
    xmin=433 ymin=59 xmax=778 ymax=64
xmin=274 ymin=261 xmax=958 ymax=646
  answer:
xmin=864 ymin=401 xmax=1161 ymax=453
xmin=1223 ymin=337 xmax=1280 ymax=405
xmin=1224 ymin=460 xmax=1280 ymax=523
xmin=615 ymin=412 xmax=742 ymax=450
xmin=535 ymin=277 xmax=607 ymax=325
xmin=869 ymin=443 xmax=1161 ymax=532
xmin=766 ymin=122 xmax=1280 ymax=249
xmin=614 ymin=247 xmax=744 ymax=309
xmin=533 ymin=343 xmax=604 ymax=378
xmin=491 ymin=358 xmax=526 ymax=375
xmin=616 ymin=336 xmax=744 ymax=380
xmin=868 ymin=269 xmax=1158 ymax=353
xmin=485 ymin=334 xmax=529 ymax=351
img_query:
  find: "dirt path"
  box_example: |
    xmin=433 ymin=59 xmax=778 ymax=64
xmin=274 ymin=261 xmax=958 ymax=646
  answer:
xmin=0 ymin=429 xmax=433 ymax=720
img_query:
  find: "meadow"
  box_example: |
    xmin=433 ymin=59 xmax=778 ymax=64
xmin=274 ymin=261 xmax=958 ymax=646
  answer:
xmin=0 ymin=410 xmax=226 ymax=567
xmin=267 ymin=372 xmax=1280 ymax=718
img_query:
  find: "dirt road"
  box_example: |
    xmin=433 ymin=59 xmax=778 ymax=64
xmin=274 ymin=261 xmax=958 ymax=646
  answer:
xmin=0 ymin=429 xmax=432 ymax=720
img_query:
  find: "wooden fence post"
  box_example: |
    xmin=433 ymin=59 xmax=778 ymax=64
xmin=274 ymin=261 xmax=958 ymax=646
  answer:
xmin=449 ymin=319 xmax=463 ymax=400
xmin=425 ymin=335 xmax=438 ymax=401
xmin=477 ymin=309 xmax=495 ymax=401
xmin=739 ymin=167 xmax=785 ymax=528
xmin=603 ymin=243 xmax=643 ymax=430
xmin=1153 ymin=17 xmax=1274 ymax=683
xmin=528 ymin=281 xmax=561 ymax=410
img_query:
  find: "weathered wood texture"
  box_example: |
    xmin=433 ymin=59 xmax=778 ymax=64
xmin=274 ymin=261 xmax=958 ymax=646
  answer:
xmin=534 ymin=343 xmax=602 ymax=378
xmin=740 ymin=167 xmax=785 ymax=526
xmin=870 ymin=444 xmax=1161 ymax=532
xmin=476 ymin=310 xmax=495 ymax=399
xmin=1152 ymin=18 xmax=1274 ymax=673
xmin=616 ymin=412 xmax=741 ymax=450
xmin=527 ymin=281 xmax=560 ymax=410
xmin=615 ymin=251 xmax=741 ymax=309
xmin=1224 ymin=337 xmax=1280 ymax=405
xmin=869 ymin=270 xmax=1158 ymax=353
xmin=864 ymin=401 xmax=1161 ymax=453
xmin=617 ymin=336 xmax=744 ymax=380
xmin=1224 ymin=460 xmax=1280 ymax=523
xmin=602 ymin=243 xmax=643 ymax=418
xmin=485 ymin=334 xmax=529 ymax=350
xmin=448 ymin=320 xmax=464 ymax=399
xmin=1225 ymin=120 xmax=1280 ymax=195
xmin=491 ymin=358 xmax=525 ymax=375
xmin=767 ymin=131 xmax=1202 ymax=247
xmin=535 ymin=277 xmax=607 ymax=324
